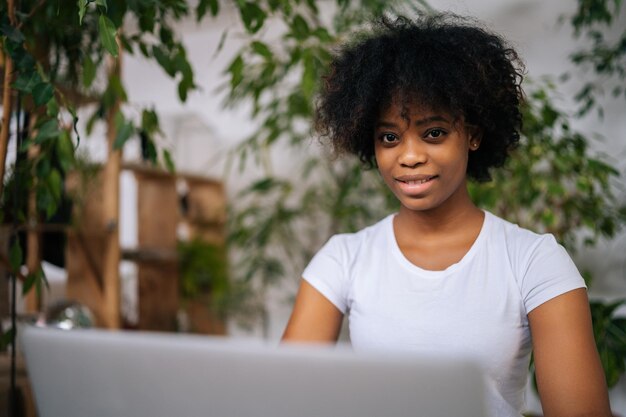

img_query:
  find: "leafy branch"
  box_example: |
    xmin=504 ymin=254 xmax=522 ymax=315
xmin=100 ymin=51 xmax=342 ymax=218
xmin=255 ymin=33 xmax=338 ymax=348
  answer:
xmin=566 ymin=0 xmax=626 ymax=117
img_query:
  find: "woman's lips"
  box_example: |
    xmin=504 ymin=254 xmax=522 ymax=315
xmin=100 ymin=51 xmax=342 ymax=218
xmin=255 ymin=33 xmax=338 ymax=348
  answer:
xmin=394 ymin=174 xmax=438 ymax=195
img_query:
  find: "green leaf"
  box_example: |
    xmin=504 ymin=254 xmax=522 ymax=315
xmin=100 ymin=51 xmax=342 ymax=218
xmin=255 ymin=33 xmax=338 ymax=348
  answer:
xmin=251 ymin=41 xmax=272 ymax=59
xmin=99 ymin=14 xmax=119 ymax=57
xmin=48 ymin=169 xmax=63 ymax=201
xmin=19 ymin=138 xmax=32 ymax=153
xmin=209 ymin=0 xmax=219 ymax=16
xmin=22 ymin=270 xmax=39 ymax=296
xmin=313 ymin=27 xmax=333 ymax=42
xmin=540 ymin=104 xmax=559 ymax=127
xmin=227 ymin=55 xmax=244 ymax=88
xmin=86 ymin=106 xmax=102 ymax=135
xmin=139 ymin=42 xmax=150 ymax=57
xmin=288 ymin=92 xmax=309 ymax=116
xmin=178 ymin=79 xmax=190 ymax=102
xmin=12 ymin=71 xmax=42 ymax=93
xmin=103 ymin=75 xmax=127 ymax=108
xmin=35 ymin=266 xmax=50 ymax=298
xmin=239 ymin=2 xmax=266 ymax=34
xmin=197 ymin=0 xmax=209 ymax=20
xmin=47 ymin=97 xmax=59 ymax=117
xmin=9 ymin=46 xmax=35 ymax=73
xmin=197 ymin=0 xmax=219 ymax=20
xmin=141 ymin=134 xmax=158 ymax=164
xmin=120 ymin=36 xmax=133 ymax=55
xmin=34 ymin=119 xmax=61 ymax=143
xmin=138 ymin=7 xmax=156 ymax=32
xmin=305 ymin=0 xmax=319 ymax=14
xmin=141 ymin=109 xmax=160 ymax=135
xmin=174 ymin=51 xmax=195 ymax=100
xmin=37 ymin=185 xmax=58 ymax=219
xmin=36 ymin=156 xmax=52 ymax=178
xmin=291 ymin=14 xmax=310 ymax=40
xmin=250 ymin=177 xmax=281 ymax=192
xmin=114 ymin=113 xmax=134 ymax=149
xmin=153 ymin=46 xmax=175 ymax=77
xmin=9 ymin=240 xmax=22 ymax=271
xmin=78 ymin=0 xmax=89 ymax=25
xmin=0 ymin=327 xmax=15 ymax=351
xmin=214 ymin=29 xmax=229 ymax=56
xmin=0 ymin=23 xmax=25 ymax=43
xmin=163 ymin=149 xmax=176 ymax=173
xmin=301 ymin=52 xmax=317 ymax=98
xmin=56 ymin=131 xmax=75 ymax=173
xmin=159 ymin=26 xmax=174 ymax=47
xmin=32 ymin=82 xmax=54 ymax=106
xmin=83 ymin=55 xmax=97 ymax=88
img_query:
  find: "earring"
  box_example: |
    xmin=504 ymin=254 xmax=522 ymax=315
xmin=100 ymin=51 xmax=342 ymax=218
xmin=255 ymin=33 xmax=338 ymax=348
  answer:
xmin=470 ymin=142 xmax=478 ymax=149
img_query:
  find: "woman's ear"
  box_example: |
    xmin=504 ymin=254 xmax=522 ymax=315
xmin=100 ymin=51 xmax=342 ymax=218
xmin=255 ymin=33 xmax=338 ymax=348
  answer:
xmin=467 ymin=126 xmax=483 ymax=151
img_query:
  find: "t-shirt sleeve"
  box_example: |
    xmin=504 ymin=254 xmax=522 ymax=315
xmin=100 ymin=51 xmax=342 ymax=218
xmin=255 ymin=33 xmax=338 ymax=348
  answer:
xmin=301 ymin=235 xmax=350 ymax=314
xmin=520 ymin=234 xmax=587 ymax=313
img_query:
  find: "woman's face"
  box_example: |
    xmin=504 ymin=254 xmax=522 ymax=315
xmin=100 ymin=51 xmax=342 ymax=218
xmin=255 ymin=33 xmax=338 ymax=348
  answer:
xmin=374 ymin=101 xmax=481 ymax=214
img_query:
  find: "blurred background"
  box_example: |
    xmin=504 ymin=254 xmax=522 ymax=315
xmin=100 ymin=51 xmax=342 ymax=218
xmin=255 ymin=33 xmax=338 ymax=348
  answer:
xmin=1 ymin=0 xmax=625 ymax=415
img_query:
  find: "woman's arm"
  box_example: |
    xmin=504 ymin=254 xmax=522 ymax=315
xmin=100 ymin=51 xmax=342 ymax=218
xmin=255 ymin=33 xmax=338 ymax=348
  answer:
xmin=529 ymin=288 xmax=612 ymax=417
xmin=282 ymin=279 xmax=344 ymax=343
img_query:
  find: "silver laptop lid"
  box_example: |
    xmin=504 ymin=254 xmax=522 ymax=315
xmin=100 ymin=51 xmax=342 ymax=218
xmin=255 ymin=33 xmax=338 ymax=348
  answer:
xmin=20 ymin=325 xmax=486 ymax=417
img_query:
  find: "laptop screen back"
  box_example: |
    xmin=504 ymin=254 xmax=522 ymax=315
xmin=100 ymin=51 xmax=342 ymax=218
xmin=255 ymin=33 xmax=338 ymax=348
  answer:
xmin=20 ymin=325 xmax=486 ymax=417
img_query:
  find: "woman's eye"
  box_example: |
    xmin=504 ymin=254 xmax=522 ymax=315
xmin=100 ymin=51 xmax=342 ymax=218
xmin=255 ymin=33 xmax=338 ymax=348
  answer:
xmin=426 ymin=129 xmax=446 ymax=140
xmin=380 ymin=133 xmax=398 ymax=144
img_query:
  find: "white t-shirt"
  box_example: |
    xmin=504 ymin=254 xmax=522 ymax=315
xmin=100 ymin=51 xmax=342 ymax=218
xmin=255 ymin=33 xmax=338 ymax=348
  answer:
xmin=302 ymin=211 xmax=586 ymax=417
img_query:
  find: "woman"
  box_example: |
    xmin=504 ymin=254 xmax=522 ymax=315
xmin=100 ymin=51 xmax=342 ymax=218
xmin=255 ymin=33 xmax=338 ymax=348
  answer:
xmin=282 ymin=14 xmax=612 ymax=417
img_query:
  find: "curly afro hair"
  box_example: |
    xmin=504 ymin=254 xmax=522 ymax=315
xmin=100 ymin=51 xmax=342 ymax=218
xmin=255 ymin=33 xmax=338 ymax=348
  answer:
xmin=315 ymin=14 xmax=525 ymax=182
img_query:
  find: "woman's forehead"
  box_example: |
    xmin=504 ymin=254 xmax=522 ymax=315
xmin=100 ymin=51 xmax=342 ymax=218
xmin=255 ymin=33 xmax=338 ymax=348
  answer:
xmin=378 ymin=98 xmax=461 ymax=123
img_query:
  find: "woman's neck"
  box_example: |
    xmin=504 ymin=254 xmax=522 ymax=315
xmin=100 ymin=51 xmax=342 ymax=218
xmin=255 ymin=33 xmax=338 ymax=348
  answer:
xmin=395 ymin=191 xmax=483 ymax=238
xmin=393 ymin=194 xmax=485 ymax=271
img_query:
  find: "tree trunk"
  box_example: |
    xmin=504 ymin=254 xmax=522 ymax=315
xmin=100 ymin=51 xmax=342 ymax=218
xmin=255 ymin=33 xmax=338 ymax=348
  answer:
xmin=25 ymin=115 xmax=42 ymax=313
xmin=101 ymin=44 xmax=123 ymax=329
xmin=0 ymin=0 xmax=17 ymax=201
xmin=0 ymin=50 xmax=14 ymax=199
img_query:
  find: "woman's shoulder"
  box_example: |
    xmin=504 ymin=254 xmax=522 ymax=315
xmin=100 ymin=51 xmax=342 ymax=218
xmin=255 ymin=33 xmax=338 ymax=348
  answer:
xmin=485 ymin=210 xmax=558 ymax=249
xmin=485 ymin=212 xmax=586 ymax=313
xmin=322 ymin=214 xmax=394 ymax=254
xmin=484 ymin=211 xmax=575 ymax=275
xmin=304 ymin=214 xmax=394 ymax=284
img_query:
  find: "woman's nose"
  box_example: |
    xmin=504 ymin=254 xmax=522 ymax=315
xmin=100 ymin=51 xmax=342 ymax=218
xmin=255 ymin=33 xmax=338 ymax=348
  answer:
xmin=398 ymin=138 xmax=427 ymax=167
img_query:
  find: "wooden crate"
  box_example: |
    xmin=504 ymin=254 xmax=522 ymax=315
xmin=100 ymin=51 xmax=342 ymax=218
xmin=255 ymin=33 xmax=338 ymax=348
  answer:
xmin=65 ymin=164 xmax=228 ymax=333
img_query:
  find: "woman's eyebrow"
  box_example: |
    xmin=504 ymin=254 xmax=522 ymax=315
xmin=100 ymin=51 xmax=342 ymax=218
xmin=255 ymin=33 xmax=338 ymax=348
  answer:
xmin=375 ymin=121 xmax=399 ymax=128
xmin=376 ymin=115 xmax=452 ymax=129
xmin=414 ymin=115 xmax=451 ymax=126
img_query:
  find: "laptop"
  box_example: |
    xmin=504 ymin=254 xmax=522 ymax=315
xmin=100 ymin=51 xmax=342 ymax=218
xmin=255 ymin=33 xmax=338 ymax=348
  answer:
xmin=19 ymin=325 xmax=486 ymax=417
